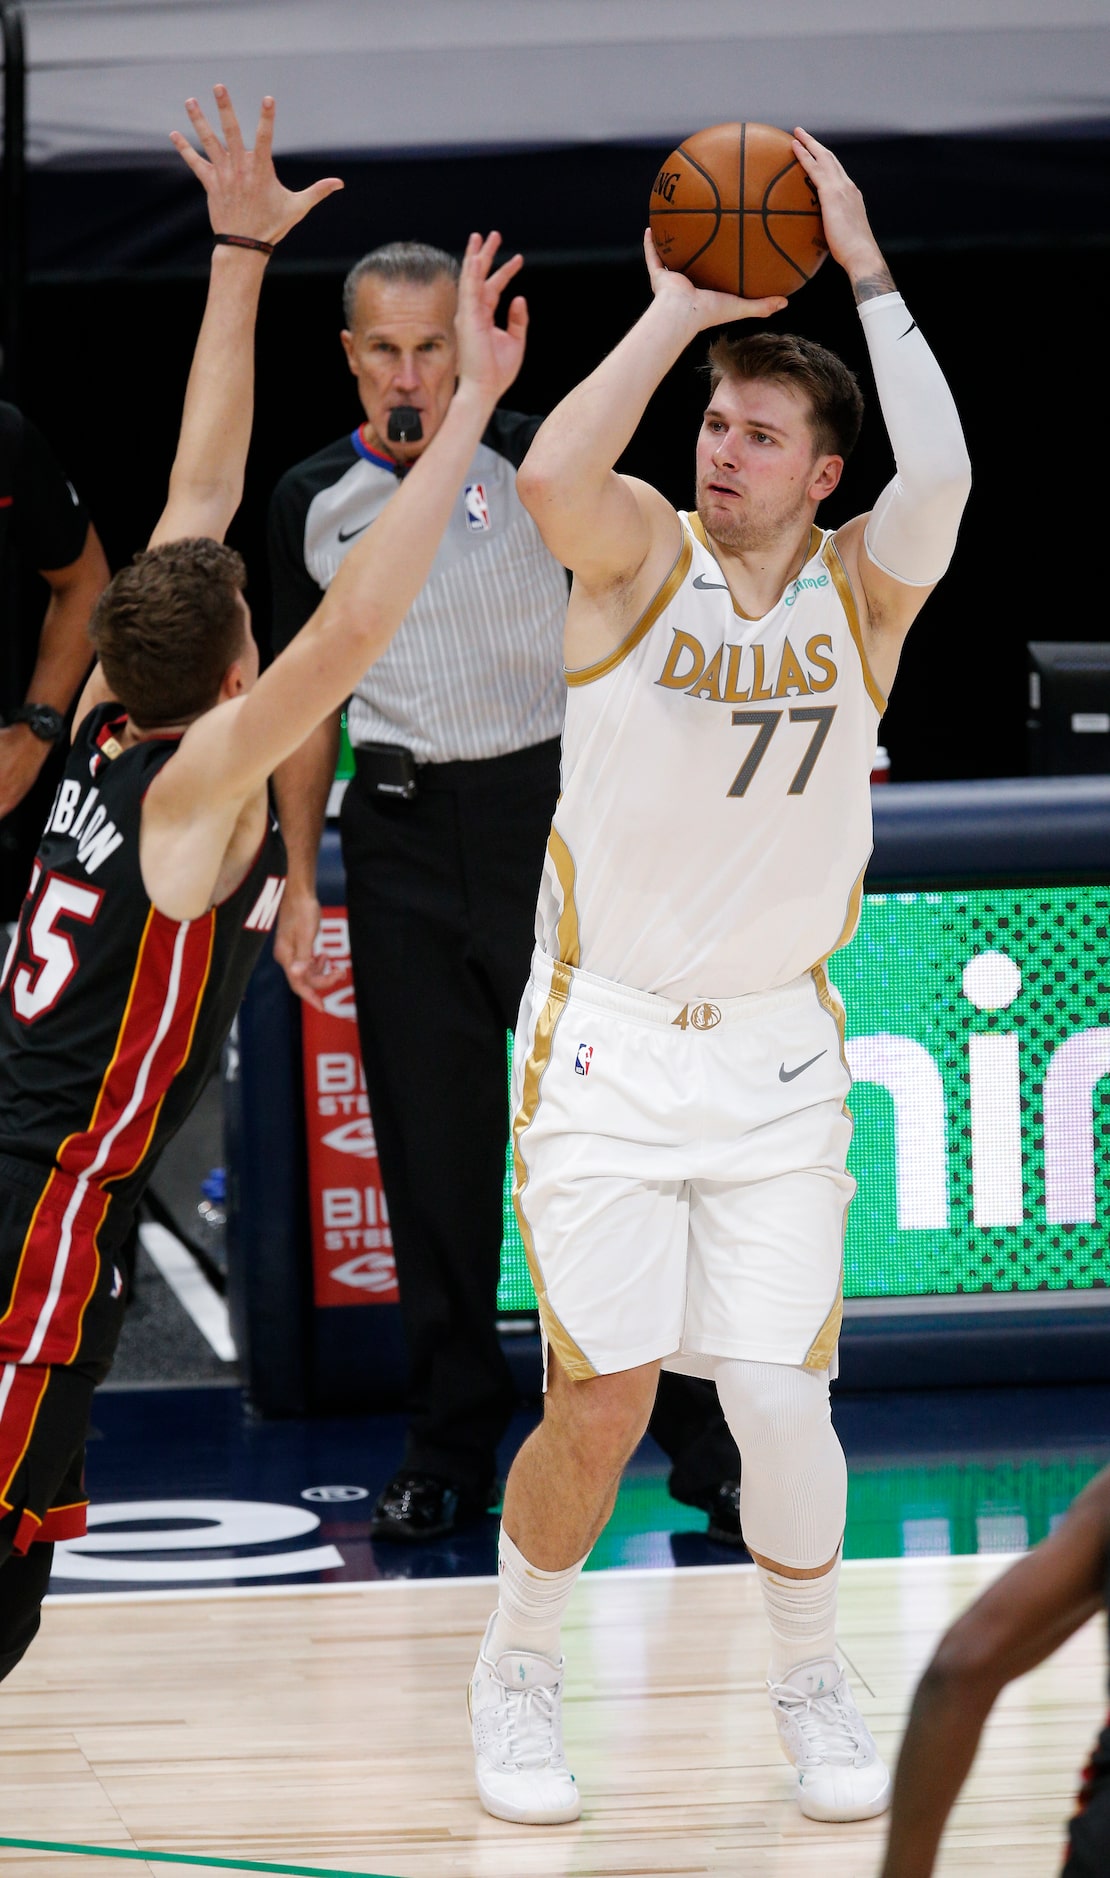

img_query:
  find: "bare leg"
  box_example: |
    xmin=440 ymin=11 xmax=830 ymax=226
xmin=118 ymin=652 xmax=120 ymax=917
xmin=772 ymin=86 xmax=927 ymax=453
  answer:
xmin=471 ymin=1352 xmax=665 ymax=1824
xmin=501 ymin=1351 xmax=662 ymax=1570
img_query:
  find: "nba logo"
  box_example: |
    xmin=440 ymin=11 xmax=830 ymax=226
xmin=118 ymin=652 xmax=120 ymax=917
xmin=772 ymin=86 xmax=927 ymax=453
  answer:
xmin=464 ymin=483 xmax=491 ymax=531
xmin=575 ymin=1043 xmax=593 ymax=1077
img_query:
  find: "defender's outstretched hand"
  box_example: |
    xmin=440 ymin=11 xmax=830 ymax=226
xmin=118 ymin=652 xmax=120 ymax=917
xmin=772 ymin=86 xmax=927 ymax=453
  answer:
xmin=454 ymin=232 xmax=528 ymax=405
xmin=791 ymin=129 xmax=886 ymax=285
xmin=171 ymin=86 xmax=343 ymax=248
xmin=643 ymin=228 xmax=787 ymax=330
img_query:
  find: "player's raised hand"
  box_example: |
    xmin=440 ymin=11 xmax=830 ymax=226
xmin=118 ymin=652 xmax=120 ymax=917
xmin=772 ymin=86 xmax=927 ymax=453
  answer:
xmin=454 ymin=232 xmax=528 ymax=404
xmin=791 ymin=128 xmax=885 ymax=283
xmin=171 ymin=87 xmax=343 ymax=249
xmin=643 ymin=229 xmax=786 ymax=329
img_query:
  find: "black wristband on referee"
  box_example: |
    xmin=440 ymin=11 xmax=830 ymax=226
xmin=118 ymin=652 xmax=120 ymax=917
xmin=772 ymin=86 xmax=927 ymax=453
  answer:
xmin=213 ymin=233 xmax=275 ymax=257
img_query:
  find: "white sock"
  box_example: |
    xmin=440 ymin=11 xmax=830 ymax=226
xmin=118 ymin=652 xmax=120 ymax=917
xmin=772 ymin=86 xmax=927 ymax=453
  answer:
xmin=488 ymin=1525 xmax=588 ymax=1661
xmin=757 ymin=1549 xmax=841 ymax=1683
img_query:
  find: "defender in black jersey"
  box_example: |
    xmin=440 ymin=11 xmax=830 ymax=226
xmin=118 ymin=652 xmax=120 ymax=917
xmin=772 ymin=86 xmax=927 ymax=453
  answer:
xmin=879 ymin=1460 xmax=1110 ymax=1877
xmin=0 ymin=85 xmax=533 ymax=1684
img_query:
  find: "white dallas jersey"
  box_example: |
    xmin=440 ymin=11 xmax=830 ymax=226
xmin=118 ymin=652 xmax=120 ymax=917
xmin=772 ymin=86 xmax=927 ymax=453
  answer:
xmin=535 ymin=512 xmax=886 ymax=1000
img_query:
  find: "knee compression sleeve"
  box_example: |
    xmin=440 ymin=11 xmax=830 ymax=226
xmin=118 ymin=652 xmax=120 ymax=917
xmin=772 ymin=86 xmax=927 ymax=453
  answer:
xmin=714 ymin=1359 xmax=846 ymax=1569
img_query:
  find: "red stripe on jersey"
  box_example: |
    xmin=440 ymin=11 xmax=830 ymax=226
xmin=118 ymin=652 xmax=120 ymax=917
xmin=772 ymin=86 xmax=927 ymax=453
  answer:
xmin=0 ymin=1171 xmax=111 ymax=1365
xmin=34 ymin=1498 xmax=88 ymax=1546
xmin=0 ymin=1350 xmax=89 ymax=1548
xmin=11 ymin=1500 xmax=89 ymax=1551
xmin=58 ymin=906 xmax=216 ymax=1183
xmin=0 ymin=1361 xmax=49 ymax=1513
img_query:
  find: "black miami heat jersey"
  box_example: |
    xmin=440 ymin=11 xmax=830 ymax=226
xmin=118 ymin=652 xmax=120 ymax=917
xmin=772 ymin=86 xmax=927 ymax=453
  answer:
xmin=0 ymin=703 xmax=286 ymax=1207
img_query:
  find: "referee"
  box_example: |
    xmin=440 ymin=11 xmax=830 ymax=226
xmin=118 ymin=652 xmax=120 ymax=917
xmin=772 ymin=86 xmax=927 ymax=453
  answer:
xmin=269 ymin=240 xmax=741 ymax=1543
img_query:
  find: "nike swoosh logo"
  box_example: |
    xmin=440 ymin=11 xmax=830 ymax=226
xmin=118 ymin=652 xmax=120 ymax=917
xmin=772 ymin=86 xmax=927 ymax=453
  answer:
xmin=692 ymin=573 xmax=730 ymax=592
xmin=779 ymin=1049 xmax=827 ymax=1083
xmin=337 ymin=520 xmax=371 ymax=543
xmin=899 ymin=320 xmax=917 ymax=340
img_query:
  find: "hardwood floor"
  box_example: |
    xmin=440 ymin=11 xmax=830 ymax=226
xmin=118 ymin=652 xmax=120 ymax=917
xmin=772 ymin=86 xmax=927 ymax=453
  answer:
xmin=1 ymin=1555 xmax=1100 ymax=1878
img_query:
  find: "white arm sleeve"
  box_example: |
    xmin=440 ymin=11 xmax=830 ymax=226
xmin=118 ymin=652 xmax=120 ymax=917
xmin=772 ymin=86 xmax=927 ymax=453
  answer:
xmin=858 ymin=291 xmax=972 ymax=587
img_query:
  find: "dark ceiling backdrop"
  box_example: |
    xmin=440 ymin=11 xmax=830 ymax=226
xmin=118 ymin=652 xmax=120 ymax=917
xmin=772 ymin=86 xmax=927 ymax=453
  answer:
xmin=13 ymin=130 xmax=1110 ymax=782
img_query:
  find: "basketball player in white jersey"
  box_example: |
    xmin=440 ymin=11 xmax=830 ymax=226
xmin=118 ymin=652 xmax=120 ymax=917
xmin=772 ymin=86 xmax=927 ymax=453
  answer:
xmin=468 ymin=128 xmax=971 ymax=1827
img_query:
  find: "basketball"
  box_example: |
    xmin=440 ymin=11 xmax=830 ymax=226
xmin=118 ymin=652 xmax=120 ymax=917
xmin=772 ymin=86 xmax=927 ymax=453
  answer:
xmin=649 ymin=121 xmax=828 ymax=299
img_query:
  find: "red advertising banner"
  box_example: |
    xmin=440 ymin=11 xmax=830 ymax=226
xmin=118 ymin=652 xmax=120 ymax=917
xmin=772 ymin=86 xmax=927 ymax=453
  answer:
xmin=300 ymin=906 xmax=398 ymax=1307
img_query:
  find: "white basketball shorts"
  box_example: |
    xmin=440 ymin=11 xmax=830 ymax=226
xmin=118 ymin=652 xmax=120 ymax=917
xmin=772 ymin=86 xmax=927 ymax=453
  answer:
xmin=511 ymin=949 xmax=854 ymax=1382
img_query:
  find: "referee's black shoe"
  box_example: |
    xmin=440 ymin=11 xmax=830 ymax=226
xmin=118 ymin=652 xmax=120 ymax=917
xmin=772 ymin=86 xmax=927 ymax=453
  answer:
xmin=704 ymin=1479 xmax=745 ymax=1548
xmin=370 ymin=1471 xmax=500 ymax=1543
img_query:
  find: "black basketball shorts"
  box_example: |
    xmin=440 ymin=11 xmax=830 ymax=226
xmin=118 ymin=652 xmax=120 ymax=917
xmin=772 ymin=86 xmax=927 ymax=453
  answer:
xmin=0 ymin=1153 xmax=131 ymax=1557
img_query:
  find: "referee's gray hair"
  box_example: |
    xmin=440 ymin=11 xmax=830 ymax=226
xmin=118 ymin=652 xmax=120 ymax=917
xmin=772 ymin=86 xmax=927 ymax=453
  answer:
xmin=342 ymin=241 xmax=460 ymax=326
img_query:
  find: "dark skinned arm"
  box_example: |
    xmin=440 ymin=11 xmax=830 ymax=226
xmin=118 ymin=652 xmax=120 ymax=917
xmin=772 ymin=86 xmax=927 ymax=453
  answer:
xmin=880 ymin=1465 xmax=1110 ymax=1878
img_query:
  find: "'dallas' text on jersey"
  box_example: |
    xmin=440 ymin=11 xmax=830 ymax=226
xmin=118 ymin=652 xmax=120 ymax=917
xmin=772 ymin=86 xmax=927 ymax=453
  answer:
xmin=536 ymin=515 xmax=885 ymax=1000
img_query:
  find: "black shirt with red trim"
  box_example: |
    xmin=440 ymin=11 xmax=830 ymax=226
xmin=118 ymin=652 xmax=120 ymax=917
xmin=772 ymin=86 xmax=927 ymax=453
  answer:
xmin=0 ymin=400 xmax=90 ymax=715
xmin=0 ymin=704 xmax=286 ymax=1207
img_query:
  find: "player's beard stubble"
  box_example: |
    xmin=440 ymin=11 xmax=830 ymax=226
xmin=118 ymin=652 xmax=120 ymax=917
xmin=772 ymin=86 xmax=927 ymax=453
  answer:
xmin=695 ymin=478 xmax=815 ymax=559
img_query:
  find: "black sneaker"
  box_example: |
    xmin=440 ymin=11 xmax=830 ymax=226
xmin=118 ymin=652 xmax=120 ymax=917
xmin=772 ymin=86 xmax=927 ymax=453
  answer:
xmin=370 ymin=1471 xmax=499 ymax=1543
xmin=705 ymin=1479 xmax=745 ymax=1547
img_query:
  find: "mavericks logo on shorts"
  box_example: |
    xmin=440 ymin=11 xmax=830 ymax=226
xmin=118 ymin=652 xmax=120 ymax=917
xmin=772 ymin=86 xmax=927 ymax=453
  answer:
xmin=575 ymin=1043 xmax=594 ymax=1076
xmin=672 ymin=1001 xmax=722 ymax=1031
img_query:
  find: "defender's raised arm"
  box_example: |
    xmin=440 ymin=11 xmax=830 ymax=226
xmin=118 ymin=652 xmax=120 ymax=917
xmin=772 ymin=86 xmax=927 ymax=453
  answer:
xmin=150 ymin=89 xmax=343 ymax=550
xmin=149 ymin=232 xmax=530 ymax=861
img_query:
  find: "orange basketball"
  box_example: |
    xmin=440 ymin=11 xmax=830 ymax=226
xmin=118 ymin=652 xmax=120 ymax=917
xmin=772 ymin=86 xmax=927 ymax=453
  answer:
xmin=649 ymin=121 xmax=827 ymax=299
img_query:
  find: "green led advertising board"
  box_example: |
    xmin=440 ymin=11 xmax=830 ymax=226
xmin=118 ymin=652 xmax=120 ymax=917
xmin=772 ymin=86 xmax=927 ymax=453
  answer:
xmin=496 ymin=884 xmax=1110 ymax=1310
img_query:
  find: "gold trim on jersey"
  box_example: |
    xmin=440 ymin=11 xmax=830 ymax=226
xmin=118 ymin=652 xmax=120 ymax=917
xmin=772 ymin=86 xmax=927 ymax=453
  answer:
xmin=810 ymin=961 xmax=850 ymax=1082
xmin=804 ymin=961 xmax=851 ymax=1371
xmin=805 ymin=1273 xmax=844 ymax=1372
xmin=829 ymin=864 xmax=867 ymax=962
xmin=687 ymin=515 xmax=824 ymax=621
xmin=547 ymin=825 xmax=581 ymax=967
xmin=565 ymin=528 xmax=692 ymax=688
xmin=511 ymin=962 xmax=597 ymax=1382
xmin=822 ymin=536 xmax=887 ymax=716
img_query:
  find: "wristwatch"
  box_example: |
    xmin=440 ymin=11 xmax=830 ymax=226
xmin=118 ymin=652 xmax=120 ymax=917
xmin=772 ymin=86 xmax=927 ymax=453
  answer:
xmin=10 ymin=702 xmax=65 ymax=743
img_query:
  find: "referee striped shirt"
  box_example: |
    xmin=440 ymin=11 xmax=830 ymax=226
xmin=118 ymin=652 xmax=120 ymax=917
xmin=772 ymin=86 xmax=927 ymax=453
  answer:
xmin=267 ymin=409 xmax=568 ymax=764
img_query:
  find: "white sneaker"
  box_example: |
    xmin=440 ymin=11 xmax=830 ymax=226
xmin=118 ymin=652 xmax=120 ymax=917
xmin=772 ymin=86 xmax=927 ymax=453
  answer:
xmin=767 ymin=1656 xmax=892 ymax=1822
xmin=468 ymin=1613 xmax=581 ymax=1824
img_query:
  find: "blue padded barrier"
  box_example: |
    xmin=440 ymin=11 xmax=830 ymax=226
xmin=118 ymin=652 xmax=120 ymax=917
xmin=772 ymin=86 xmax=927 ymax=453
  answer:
xmin=224 ymin=930 xmax=313 ymax=1414
xmin=869 ymin=775 xmax=1110 ymax=884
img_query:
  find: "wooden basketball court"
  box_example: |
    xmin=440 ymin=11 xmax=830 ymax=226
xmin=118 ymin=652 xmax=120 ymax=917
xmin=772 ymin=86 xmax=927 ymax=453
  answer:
xmin=2 ymin=1553 xmax=1099 ymax=1878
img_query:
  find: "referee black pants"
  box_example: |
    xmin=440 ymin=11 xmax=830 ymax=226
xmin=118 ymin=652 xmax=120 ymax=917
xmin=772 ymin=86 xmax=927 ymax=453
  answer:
xmin=341 ymin=739 xmax=560 ymax=1495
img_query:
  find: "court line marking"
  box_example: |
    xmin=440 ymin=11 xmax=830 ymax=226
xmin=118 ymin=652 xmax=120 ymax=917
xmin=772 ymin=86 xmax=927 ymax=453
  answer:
xmin=139 ymin=1222 xmax=236 ymax=1360
xmin=0 ymin=1838 xmax=394 ymax=1878
xmin=42 ymin=1550 xmax=1024 ymax=1607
